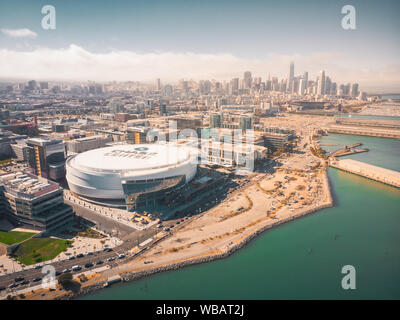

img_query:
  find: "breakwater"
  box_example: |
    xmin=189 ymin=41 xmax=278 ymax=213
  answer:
xmin=329 ymin=158 xmax=400 ymax=188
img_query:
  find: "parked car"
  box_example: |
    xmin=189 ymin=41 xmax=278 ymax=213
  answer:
xmin=63 ymin=268 xmax=71 ymax=273
xmin=21 ymin=280 xmax=30 ymax=285
xmin=77 ymin=253 xmax=84 ymax=258
xmin=32 ymin=277 xmax=42 ymax=282
xmin=14 ymin=277 xmax=24 ymax=282
xmin=69 ymin=256 xmax=75 ymax=260
xmin=107 ymin=257 xmax=115 ymax=262
xmin=96 ymin=260 xmax=103 ymax=265
xmin=34 ymin=265 xmax=42 ymax=270
xmin=84 ymin=263 xmax=93 ymax=268
xmin=118 ymin=254 xmax=125 ymax=259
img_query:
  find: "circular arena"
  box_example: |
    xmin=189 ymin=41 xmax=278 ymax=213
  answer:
xmin=66 ymin=144 xmax=197 ymax=209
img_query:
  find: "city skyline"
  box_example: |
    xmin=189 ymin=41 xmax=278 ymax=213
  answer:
xmin=0 ymin=0 xmax=399 ymax=92
xmin=4 ymin=62 xmax=364 ymax=100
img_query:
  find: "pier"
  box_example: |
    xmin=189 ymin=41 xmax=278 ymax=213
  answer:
xmin=335 ymin=119 xmax=400 ymax=130
xmin=330 ymin=143 xmax=369 ymax=157
xmin=326 ymin=125 xmax=400 ymax=139
xmin=329 ymin=159 xmax=400 ymax=188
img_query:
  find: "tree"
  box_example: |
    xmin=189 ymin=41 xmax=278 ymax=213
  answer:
xmin=58 ymin=272 xmax=73 ymax=288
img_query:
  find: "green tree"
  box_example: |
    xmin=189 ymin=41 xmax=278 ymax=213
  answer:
xmin=58 ymin=272 xmax=73 ymax=288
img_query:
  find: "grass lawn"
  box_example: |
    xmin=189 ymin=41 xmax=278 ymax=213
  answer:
xmin=0 ymin=231 xmax=36 ymax=245
xmin=12 ymin=238 xmax=73 ymax=265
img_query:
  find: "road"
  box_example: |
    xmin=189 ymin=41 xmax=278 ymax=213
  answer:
xmin=0 ymin=214 xmax=195 ymax=295
xmin=65 ymin=199 xmax=136 ymax=238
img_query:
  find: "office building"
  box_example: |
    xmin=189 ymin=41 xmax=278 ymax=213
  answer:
xmin=243 ymin=71 xmax=252 ymax=89
xmin=288 ymin=62 xmax=294 ymax=92
xmin=262 ymin=132 xmax=290 ymax=151
xmin=318 ymin=70 xmax=326 ymax=95
xmin=210 ymin=113 xmax=222 ymax=128
xmin=66 ymin=135 xmax=112 ymax=154
xmin=126 ymin=127 xmax=151 ymax=144
xmin=351 ymin=83 xmax=359 ymax=98
xmin=26 ymin=137 xmax=66 ymax=181
xmin=0 ymin=172 xmax=74 ymax=232
xmin=239 ymin=115 xmax=252 ymax=130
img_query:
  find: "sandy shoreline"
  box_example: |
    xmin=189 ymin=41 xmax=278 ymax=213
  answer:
xmin=58 ymin=167 xmax=334 ymax=300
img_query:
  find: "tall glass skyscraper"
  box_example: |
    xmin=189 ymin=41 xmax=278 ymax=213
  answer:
xmin=288 ymin=62 xmax=294 ymax=92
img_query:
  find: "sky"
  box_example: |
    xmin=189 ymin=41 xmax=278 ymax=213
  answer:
xmin=0 ymin=0 xmax=399 ymax=92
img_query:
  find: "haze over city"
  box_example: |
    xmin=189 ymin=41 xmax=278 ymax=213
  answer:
xmin=0 ymin=0 xmax=400 ymax=92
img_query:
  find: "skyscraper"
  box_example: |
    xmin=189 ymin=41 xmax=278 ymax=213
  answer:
xmin=299 ymin=79 xmax=306 ymax=96
xmin=199 ymin=80 xmax=211 ymax=95
xmin=317 ymin=70 xmax=326 ymax=95
xmin=27 ymin=80 xmax=37 ymax=90
xmin=351 ymin=83 xmax=359 ymax=98
xmin=303 ymin=71 xmax=308 ymax=88
xmin=325 ymin=76 xmax=331 ymax=95
xmin=230 ymin=77 xmax=239 ymax=94
xmin=243 ymin=71 xmax=252 ymax=89
xmin=288 ymin=62 xmax=294 ymax=92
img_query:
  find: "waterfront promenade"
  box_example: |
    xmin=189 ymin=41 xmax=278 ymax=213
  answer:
xmin=329 ymin=158 xmax=400 ymax=188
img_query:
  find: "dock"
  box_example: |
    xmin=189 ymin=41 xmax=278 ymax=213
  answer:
xmin=104 ymin=274 xmax=122 ymax=287
xmin=326 ymin=125 xmax=400 ymax=139
xmin=329 ymin=159 xmax=400 ymax=188
xmin=330 ymin=143 xmax=369 ymax=157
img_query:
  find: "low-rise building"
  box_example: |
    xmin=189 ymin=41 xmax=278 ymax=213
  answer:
xmin=66 ymin=134 xmax=112 ymax=154
xmin=261 ymin=132 xmax=291 ymax=151
xmin=0 ymin=172 xmax=74 ymax=232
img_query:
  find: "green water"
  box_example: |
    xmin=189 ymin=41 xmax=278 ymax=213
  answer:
xmin=81 ymin=134 xmax=400 ymax=300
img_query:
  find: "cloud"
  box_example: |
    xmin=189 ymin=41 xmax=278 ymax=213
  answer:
xmin=1 ymin=28 xmax=37 ymax=38
xmin=0 ymin=44 xmax=399 ymax=92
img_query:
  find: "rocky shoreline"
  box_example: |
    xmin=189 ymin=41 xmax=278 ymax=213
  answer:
xmin=62 ymin=169 xmax=334 ymax=300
